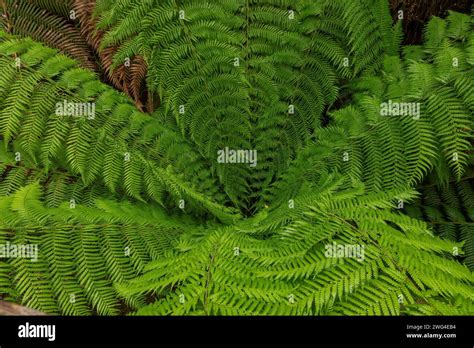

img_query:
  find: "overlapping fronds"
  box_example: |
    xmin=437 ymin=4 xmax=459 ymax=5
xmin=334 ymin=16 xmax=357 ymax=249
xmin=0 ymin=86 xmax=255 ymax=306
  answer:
xmin=326 ymin=12 xmax=473 ymax=192
xmin=93 ymin=0 xmax=403 ymax=214
xmin=0 ymin=0 xmax=155 ymax=111
xmin=404 ymin=156 xmax=474 ymax=271
xmin=0 ymin=182 xmax=191 ymax=314
xmin=0 ymin=34 xmax=239 ymax=222
xmin=0 ymin=1 xmax=472 ymax=316
xmin=0 ymin=0 xmax=97 ymax=70
xmin=72 ymin=0 xmax=153 ymax=111
xmin=117 ymin=179 xmax=473 ymax=315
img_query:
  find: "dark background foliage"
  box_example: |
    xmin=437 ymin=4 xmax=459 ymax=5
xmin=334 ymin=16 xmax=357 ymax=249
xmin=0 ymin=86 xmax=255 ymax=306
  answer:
xmin=390 ymin=0 xmax=473 ymax=44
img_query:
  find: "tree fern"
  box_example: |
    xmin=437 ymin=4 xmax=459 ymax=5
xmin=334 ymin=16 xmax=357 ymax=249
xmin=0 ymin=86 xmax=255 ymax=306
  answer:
xmin=93 ymin=0 xmax=405 ymax=214
xmin=0 ymin=33 xmax=239 ymax=222
xmin=0 ymin=1 xmax=472 ymax=317
xmin=117 ymin=179 xmax=473 ymax=315
xmin=0 ymin=0 xmax=97 ymax=70
xmin=404 ymin=155 xmax=474 ymax=271
xmin=0 ymin=182 xmax=194 ymax=314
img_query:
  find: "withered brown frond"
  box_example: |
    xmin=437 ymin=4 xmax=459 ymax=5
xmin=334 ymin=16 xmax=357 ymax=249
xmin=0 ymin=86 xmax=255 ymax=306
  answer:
xmin=73 ymin=0 xmax=153 ymax=112
xmin=2 ymin=0 xmax=97 ymax=71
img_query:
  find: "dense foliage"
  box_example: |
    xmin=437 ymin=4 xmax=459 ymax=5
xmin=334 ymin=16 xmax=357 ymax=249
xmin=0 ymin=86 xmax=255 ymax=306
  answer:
xmin=0 ymin=0 xmax=472 ymax=315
